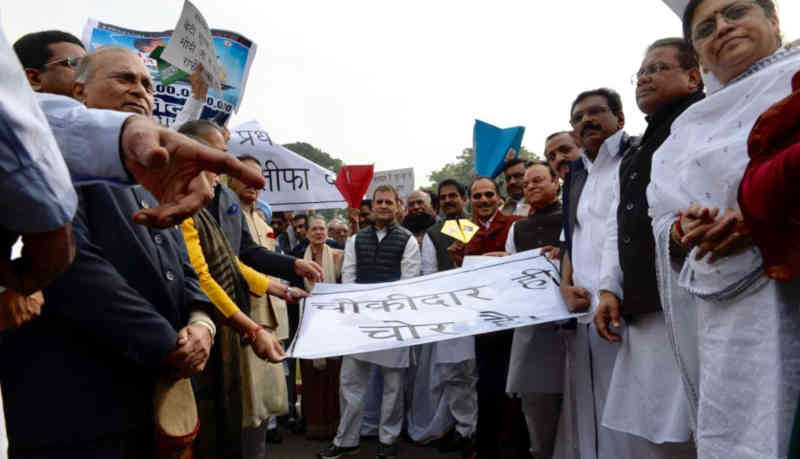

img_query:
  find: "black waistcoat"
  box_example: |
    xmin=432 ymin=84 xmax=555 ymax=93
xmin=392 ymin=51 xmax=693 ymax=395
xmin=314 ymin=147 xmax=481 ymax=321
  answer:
xmin=513 ymin=201 xmax=563 ymax=251
xmin=617 ymin=91 xmax=704 ymax=318
xmin=355 ymin=223 xmax=412 ymax=283
xmin=427 ymin=217 xmax=461 ymax=272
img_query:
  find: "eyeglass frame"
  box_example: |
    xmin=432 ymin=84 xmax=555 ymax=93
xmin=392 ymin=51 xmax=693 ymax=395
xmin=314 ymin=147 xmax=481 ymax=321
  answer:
xmin=691 ymin=0 xmax=759 ymax=44
xmin=630 ymin=61 xmax=680 ymax=85
xmin=42 ymin=56 xmax=82 ymax=70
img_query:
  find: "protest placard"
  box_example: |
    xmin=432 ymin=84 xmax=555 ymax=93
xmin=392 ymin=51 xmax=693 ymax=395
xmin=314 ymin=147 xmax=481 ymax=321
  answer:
xmin=227 ymin=120 xmax=348 ymax=211
xmin=161 ymin=0 xmax=223 ymax=95
xmin=288 ymin=250 xmax=586 ymax=359
xmin=366 ymin=168 xmax=415 ymax=202
xmin=82 ymin=17 xmax=257 ymax=126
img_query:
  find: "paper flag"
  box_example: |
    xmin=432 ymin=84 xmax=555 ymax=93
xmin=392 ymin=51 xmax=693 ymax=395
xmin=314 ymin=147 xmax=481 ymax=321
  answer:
xmin=662 ymin=0 xmax=689 ymax=17
xmin=335 ymin=165 xmax=375 ymax=209
xmin=441 ymin=219 xmax=479 ymax=244
xmin=473 ymin=120 xmax=525 ymax=179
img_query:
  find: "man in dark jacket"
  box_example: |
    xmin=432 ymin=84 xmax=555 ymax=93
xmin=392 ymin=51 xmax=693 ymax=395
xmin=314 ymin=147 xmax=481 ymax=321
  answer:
xmin=503 ymin=161 xmax=565 ymax=458
xmin=460 ymin=177 xmax=523 ymax=458
xmin=0 ymin=44 xmax=217 ymax=459
xmin=320 ymin=185 xmax=420 ymax=459
xmin=592 ymin=38 xmax=703 ymax=457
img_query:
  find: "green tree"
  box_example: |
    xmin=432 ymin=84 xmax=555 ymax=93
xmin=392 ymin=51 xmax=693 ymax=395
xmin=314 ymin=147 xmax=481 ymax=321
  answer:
xmin=427 ymin=146 xmax=541 ymax=196
xmin=283 ymin=142 xmax=345 ymax=173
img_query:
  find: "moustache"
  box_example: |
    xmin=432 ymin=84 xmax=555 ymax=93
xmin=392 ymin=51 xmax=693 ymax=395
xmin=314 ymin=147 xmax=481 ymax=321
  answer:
xmin=581 ymin=123 xmax=602 ymax=137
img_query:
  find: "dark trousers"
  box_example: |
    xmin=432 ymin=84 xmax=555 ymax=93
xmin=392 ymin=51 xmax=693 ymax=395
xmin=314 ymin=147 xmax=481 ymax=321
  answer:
xmin=475 ymin=329 xmax=529 ymax=458
xmin=284 ymin=304 xmax=300 ymax=420
xmin=10 ymin=429 xmax=153 ymax=459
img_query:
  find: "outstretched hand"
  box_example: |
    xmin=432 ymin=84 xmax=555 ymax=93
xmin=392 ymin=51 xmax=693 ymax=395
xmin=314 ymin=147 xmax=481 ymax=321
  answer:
xmin=294 ymin=259 xmax=323 ymax=283
xmin=120 ymin=116 xmax=265 ymax=228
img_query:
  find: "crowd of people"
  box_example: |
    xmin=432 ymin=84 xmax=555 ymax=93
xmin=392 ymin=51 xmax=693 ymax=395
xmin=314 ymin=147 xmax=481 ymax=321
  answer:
xmin=1 ymin=0 xmax=800 ymax=458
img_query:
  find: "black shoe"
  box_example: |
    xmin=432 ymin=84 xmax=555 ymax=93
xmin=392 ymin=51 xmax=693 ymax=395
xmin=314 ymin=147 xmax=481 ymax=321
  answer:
xmin=265 ymin=427 xmax=282 ymax=444
xmin=376 ymin=442 xmax=398 ymax=459
xmin=318 ymin=443 xmax=360 ymax=459
xmin=439 ymin=431 xmax=474 ymax=454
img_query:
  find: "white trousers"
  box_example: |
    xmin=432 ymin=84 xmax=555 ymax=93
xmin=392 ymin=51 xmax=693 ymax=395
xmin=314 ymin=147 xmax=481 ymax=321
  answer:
xmin=334 ymin=357 xmax=406 ymax=447
xmin=439 ymin=360 xmax=478 ymax=437
xmin=559 ymin=323 xmax=696 ymax=459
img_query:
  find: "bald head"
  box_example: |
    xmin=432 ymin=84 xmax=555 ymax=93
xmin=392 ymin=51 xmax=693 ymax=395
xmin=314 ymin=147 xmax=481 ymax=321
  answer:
xmin=407 ymin=190 xmax=431 ymax=217
xmin=72 ymin=46 xmax=154 ymax=116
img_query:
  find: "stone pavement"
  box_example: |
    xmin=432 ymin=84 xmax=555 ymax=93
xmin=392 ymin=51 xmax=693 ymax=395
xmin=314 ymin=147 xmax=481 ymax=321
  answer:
xmin=265 ymin=431 xmax=467 ymax=459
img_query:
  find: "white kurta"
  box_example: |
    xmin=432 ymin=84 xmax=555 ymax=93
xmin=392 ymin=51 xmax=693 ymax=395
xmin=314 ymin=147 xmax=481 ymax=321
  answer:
xmin=564 ymin=130 xmax=654 ymax=459
xmin=341 ymin=229 xmax=420 ymax=368
xmin=406 ymin=234 xmax=477 ymax=442
xmin=571 ymin=130 xmax=626 ymax=324
xmin=422 ymin=234 xmax=475 ymax=364
xmin=647 ymin=46 xmax=800 ymax=458
xmin=596 ymin=158 xmax=693 ymax=445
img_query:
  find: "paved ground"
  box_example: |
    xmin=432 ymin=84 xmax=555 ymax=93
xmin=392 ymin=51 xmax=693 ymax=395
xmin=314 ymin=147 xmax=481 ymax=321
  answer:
xmin=266 ymin=431 xmax=464 ymax=459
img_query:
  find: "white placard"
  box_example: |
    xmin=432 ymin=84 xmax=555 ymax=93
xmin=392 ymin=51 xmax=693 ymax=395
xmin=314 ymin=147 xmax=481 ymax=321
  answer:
xmin=227 ymin=120 xmax=348 ymax=211
xmin=288 ymin=250 xmax=586 ymax=359
xmin=366 ymin=168 xmax=415 ymax=201
xmin=162 ymin=0 xmax=223 ymax=95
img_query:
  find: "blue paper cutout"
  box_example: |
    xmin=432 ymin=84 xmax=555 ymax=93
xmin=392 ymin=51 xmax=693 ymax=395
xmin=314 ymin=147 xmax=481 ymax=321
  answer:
xmin=473 ymin=120 xmax=525 ymax=179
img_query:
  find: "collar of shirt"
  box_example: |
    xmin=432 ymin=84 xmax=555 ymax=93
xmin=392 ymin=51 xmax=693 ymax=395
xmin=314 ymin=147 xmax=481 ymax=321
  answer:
xmin=580 ymin=129 xmax=626 ymax=173
xmin=477 ymin=210 xmax=499 ymax=229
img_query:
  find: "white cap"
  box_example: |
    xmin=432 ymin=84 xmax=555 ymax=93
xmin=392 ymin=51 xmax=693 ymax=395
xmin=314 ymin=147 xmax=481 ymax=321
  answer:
xmin=663 ymin=0 xmax=690 ymax=17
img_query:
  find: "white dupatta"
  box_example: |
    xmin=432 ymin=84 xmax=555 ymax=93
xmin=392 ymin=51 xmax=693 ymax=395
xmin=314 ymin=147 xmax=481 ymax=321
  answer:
xmin=647 ymin=44 xmax=800 ymax=440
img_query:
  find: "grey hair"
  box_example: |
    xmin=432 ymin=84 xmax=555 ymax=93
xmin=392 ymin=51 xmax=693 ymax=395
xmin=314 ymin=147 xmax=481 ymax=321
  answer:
xmin=309 ymin=215 xmax=327 ymax=227
xmin=74 ymin=45 xmax=132 ymax=83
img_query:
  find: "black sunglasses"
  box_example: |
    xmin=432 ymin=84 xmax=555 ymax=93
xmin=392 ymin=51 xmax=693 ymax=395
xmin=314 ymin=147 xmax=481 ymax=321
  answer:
xmin=472 ymin=191 xmax=496 ymax=200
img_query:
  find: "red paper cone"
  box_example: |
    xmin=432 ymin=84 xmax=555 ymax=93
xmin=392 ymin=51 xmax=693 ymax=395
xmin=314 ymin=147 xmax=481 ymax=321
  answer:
xmin=335 ymin=165 xmax=374 ymax=208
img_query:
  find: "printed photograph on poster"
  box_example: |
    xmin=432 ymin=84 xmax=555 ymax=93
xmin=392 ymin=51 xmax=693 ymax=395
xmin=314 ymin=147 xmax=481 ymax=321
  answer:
xmin=81 ymin=17 xmax=257 ymax=126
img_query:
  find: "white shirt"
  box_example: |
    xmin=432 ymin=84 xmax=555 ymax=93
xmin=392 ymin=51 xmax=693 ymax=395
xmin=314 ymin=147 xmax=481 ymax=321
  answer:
xmin=37 ymin=93 xmax=132 ymax=184
xmin=570 ymin=129 xmax=626 ymax=323
xmin=420 ymin=233 xmax=437 ymax=276
xmin=477 ymin=210 xmax=499 ymax=230
xmin=341 ymin=225 xmax=421 ymax=283
xmin=0 ymin=26 xmax=76 ymax=233
xmin=597 ymin=165 xmax=624 ymax=301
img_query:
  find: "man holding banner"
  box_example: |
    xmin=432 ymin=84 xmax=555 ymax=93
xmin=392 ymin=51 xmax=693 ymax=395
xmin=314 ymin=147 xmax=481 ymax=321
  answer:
xmin=462 ymin=177 xmax=523 ymax=458
xmin=320 ymin=184 xmax=420 ymax=459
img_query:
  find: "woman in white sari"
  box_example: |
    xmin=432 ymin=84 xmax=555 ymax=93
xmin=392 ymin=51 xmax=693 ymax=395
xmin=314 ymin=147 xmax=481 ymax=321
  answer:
xmin=648 ymin=1 xmax=800 ymax=457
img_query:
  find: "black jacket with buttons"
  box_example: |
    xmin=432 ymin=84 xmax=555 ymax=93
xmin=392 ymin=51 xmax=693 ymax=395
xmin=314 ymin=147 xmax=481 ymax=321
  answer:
xmin=0 ymin=185 xmax=210 ymax=452
xmin=616 ymin=91 xmax=704 ymax=318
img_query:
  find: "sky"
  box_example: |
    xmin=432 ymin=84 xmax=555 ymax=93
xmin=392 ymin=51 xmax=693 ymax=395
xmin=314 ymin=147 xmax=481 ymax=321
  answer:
xmin=3 ymin=1 xmax=800 ymax=187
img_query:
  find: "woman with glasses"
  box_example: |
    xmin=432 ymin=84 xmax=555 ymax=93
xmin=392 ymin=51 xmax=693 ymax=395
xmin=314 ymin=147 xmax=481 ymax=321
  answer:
xmin=648 ymin=1 xmax=800 ymax=456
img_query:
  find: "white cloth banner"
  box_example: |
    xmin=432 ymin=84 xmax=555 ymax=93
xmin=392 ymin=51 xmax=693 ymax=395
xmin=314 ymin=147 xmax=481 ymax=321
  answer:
xmin=288 ymin=250 xmax=587 ymax=358
xmin=227 ymin=120 xmax=348 ymax=211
